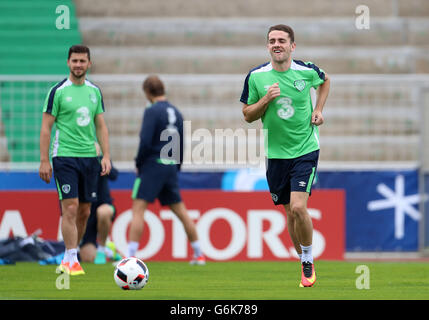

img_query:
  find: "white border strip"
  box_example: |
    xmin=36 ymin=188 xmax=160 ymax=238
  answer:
xmin=1 ymin=74 xmax=429 ymax=84
xmin=0 ymin=161 xmax=419 ymax=172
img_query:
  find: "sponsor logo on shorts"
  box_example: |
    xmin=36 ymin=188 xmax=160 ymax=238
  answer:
xmin=62 ymin=184 xmax=71 ymax=194
xmin=299 ymin=181 xmax=307 ymax=187
xmin=271 ymin=193 xmax=278 ymax=202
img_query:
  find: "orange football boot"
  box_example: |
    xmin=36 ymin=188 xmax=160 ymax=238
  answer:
xmin=300 ymin=262 xmax=316 ymax=287
xmin=58 ymin=261 xmax=70 ymax=274
xmin=68 ymin=261 xmax=85 ymax=276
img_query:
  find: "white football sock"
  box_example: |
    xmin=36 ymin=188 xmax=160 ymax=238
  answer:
xmin=62 ymin=250 xmax=69 ymax=263
xmin=64 ymin=248 xmax=78 ymax=264
xmin=300 ymin=244 xmax=313 ymax=264
xmin=127 ymin=241 xmax=139 ymax=257
xmin=190 ymin=240 xmax=202 ymax=258
xmin=104 ymin=246 xmax=114 ymax=259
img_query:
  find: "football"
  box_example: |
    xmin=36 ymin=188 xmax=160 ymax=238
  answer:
xmin=113 ymin=257 xmax=149 ymax=290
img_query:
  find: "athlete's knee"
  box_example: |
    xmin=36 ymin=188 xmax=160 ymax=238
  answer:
xmin=62 ymin=199 xmax=79 ymax=218
xmin=132 ymin=199 xmax=147 ymax=215
xmin=80 ymin=253 xmax=95 ymax=263
xmin=290 ymin=202 xmax=308 ymax=220
xmin=78 ymin=203 xmax=91 ymax=220
xmin=284 ymin=205 xmax=297 ymax=224
xmin=80 ymin=244 xmax=95 ymax=262
xmin=81 ymin=211 xmax=91 ymax=222
xmin=97 ymin=205 xmax=113 ymax=222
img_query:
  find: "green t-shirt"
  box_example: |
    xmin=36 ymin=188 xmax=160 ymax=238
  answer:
xmin=240 ymin=60 xmax=326 ymax=159
xmin=43 ymin=78 xmax=105 ymax=157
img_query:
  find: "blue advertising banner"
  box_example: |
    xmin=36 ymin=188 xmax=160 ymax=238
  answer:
xmin=222 ymin=169 xmax=422 ymax=252
xmin=425 ymin=174 xmax=429 ymax=248
xmin=317 ymin=170 xmax=421 ymax=251
xmin=0 ymin=168 xmax=424 ymax=251
xmin=0 ymin=171 xmax=224 ymax=191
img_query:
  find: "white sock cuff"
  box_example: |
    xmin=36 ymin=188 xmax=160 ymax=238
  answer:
xmin=190 ymin=240 xmax=202 ymax=257
xmin=300 ymin=244 xmax=313 ymax=263
xmin=64 ymin=248 xmax=78 ymax=264
xmin=128 ymin=241 xmax=139 ymax=257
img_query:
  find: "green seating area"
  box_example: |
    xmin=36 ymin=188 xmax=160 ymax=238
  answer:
xmin=0 ymin=0 xmax=81 ymax=162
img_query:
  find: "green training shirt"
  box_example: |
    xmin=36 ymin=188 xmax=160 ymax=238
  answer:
xmin=42 ymin=78 xmax=105 ymax=157
xmin=240 ymin=60 xmax=326 ymax=159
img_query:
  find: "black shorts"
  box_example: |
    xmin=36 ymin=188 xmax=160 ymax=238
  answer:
xmin=266 ymin=150 xmax=319 ymax=205
xmin=53 ymin=157 xmax=100 ymax=202
xmin=80 ymin=174 xmax=116 ymax=247
xmin=80 ymin=203 xmax=116 ymax=247
xmin=132 ymin=161 xmax=181 ymax=206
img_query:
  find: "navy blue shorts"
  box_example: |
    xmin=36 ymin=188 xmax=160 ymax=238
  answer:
xmin=53 ymin=157 xmax=101 ymax=202
xmin=266 ymin=150 xmax=319 ymax=205
xmin=80 ymin=203 xmax=116 ymax=247
xmin=132 ymin=162 xmax=181 ymax=206
xmin=80 ymin=175 xmax=116 ymax=247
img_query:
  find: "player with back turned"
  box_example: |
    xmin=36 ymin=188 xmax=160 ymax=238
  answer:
xmin=127 ymin=75 xmax=205 ymax=265
xmin=240 ymin=25 xmax=330 ymax=287
xmin=39 ymin=45 xmax=111 ymax=275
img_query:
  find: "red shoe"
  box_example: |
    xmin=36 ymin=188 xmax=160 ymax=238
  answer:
xmin=68 ymin=261 xmax=85 ymax=276
xmin=300 ymin=261 xmax=316 ymax=287
xmin=190 ymin=255 xmax=206 ymax=265
xmin=58 ymin=261 xmax=70 ymax=274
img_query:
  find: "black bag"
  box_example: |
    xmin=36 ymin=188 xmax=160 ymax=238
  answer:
xmin=0 ymin=236 xmax=55 ymax=262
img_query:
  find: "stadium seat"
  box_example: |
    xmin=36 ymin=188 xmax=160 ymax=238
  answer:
xmin=0 ymin=0 xmax=81 ymax=162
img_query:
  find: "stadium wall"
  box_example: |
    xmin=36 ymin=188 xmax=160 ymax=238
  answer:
xmin=0 ymin=167 xmax=422 ymax=260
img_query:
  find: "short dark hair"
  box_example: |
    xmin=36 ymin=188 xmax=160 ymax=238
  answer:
xmin=68 ymin=45 xmax=91 ymax=60
xmin=143 ymin=75 xmax=165 ymax=97
xmin=267 ymin=24 xmax=295 ymax=43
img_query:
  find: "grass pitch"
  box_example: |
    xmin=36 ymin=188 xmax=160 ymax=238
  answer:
xmin=0 ymin=260 xmax=429 ymax=300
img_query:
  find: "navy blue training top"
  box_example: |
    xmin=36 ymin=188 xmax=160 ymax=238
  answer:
xmin=135 ymin=100 xmax=184 ymax=170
